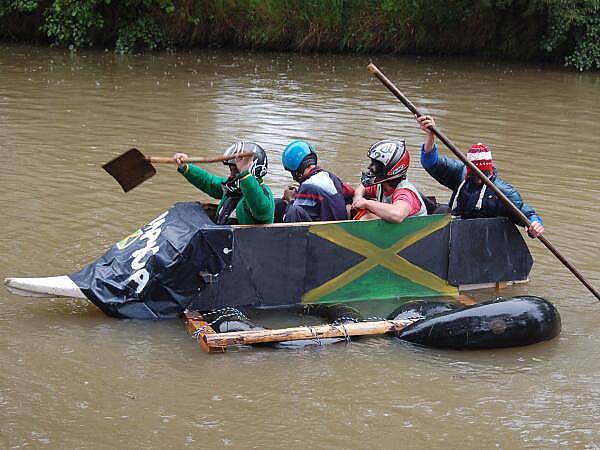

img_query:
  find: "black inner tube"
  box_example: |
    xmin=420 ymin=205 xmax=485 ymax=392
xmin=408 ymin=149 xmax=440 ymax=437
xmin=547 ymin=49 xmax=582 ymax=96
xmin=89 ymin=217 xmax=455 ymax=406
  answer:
xmin=395 ymin=296 xmax=561 ymax=350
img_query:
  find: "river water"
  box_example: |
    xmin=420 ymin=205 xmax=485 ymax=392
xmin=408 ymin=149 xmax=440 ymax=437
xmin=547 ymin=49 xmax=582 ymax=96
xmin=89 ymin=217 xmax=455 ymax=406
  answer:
xmin=1 ymin=44 xmax=599 ymax=448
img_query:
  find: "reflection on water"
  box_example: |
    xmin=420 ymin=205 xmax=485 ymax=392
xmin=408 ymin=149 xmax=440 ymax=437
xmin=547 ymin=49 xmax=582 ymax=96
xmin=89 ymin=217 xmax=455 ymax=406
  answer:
xmin=1 ymin=44 xmax=599 ymax=448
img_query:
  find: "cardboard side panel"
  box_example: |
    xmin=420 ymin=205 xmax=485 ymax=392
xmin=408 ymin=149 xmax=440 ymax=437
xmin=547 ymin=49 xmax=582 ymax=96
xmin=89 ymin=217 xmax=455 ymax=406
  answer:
xmin=448 ymin=218 xmax=533 ymax=285
xmin=193 ymin=225 xmax=309 ymax=309
xmin=65 ymin=202 xmax=534 ymax=319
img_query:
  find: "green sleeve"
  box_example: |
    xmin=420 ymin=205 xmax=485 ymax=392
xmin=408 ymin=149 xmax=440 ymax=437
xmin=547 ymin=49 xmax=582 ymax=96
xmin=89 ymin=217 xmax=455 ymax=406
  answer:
xmin=179 ymin=164 xmax=226 ymax=200
xmin=239 ymin=171 xmax=275 ymax=223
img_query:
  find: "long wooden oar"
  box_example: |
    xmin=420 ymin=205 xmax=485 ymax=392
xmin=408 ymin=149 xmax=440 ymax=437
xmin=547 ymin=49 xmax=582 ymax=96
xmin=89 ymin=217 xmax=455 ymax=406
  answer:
xmin=368 ymin=63 xmax=600 ymax=302
xmin=103 ymin=148 xmax=255 ymax=192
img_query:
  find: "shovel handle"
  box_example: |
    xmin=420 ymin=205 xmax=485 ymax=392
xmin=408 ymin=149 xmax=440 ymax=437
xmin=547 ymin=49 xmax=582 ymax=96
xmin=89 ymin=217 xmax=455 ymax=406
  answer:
xmin=147 ymin=151 xmax=255 ymax=164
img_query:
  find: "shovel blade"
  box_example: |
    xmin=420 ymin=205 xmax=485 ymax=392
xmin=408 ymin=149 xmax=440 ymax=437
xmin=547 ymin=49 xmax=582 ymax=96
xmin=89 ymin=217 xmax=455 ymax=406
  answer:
xmin=103 ymin=148 xmax=156 ymax=192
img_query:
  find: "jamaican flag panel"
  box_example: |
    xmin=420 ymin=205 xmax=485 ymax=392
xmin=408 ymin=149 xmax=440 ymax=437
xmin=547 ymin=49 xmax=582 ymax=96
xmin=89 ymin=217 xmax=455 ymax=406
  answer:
xmin=303 ymin=215 xmax=457 ymax=303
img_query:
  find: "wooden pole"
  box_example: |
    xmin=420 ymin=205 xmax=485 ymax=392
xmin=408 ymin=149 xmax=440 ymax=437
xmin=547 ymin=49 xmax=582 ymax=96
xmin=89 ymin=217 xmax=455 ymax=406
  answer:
xmin=202 ymin=319 xmax=415 ymax=350
xmin=148 ymin=151 xmax=255 ymax=164
xmin=183 ymin=311 xmax=226 ymax=353
xmin=367 ymin=62 xmax=600 ymax=302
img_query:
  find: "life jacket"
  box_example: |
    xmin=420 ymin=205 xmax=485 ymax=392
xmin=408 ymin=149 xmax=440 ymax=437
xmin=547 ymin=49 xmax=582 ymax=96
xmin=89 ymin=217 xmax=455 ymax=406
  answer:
xmin=376 ymin=179 xmax=428 ymax=217
xmin=287 ymin=168 xmax=348 ymax=222
xmin=215 ymin=191 xmax=242 ymax=225
xmin=216 ymin=177 xmax=244 ymax=225
xmin=449 ymin=173 xmax=505 ymax=219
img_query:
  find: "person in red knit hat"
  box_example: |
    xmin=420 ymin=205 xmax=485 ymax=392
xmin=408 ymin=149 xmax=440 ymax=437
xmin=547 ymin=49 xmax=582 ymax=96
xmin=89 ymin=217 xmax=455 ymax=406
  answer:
xmin=466 ymin=142 xmax=493 ymax=178
xmin=417 ymin=115 xmax=544 ymax=237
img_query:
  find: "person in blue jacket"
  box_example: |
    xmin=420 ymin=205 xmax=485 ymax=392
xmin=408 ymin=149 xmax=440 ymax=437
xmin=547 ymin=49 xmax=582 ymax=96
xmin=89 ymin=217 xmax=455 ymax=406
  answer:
xmin=280 ymin=140 xmax=349 ymax=222
xmin=417 ymin=115 xmax=544 ymax=237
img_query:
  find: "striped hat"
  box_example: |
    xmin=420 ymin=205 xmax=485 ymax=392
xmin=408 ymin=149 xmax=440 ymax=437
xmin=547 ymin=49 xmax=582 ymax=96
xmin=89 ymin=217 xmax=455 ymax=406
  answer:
xmin=466 ymin=142 xmax=493 ymax=177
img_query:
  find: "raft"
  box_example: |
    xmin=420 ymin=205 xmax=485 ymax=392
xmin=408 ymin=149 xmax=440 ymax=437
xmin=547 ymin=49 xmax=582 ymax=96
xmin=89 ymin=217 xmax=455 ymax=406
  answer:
xmin=184 ymin=296 xmax=561 ymax=352
xmin=4 ymin=202 xmax=534 ymax=319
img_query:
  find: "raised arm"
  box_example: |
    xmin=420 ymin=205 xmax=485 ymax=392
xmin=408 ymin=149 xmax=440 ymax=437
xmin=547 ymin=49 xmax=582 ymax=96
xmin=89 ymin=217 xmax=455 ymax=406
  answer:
xmin=174 ymin=152 xmax=225 ymax=199
xmin=414 ymin=117 xmax=466 ymax=191
xmin=417 ymin=115 xmax=436 ymax=152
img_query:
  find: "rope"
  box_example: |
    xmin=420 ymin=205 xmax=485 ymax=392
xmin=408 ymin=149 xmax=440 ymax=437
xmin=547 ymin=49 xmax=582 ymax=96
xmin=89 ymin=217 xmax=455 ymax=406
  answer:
xmin=331 ymin=316 xmax=361 ymax=326
xmin=191 ymin=327 xmax=207 ymax=341
xmin=309 ymin=326 xmax=321 ymax=347
xmin=187 ymin=307 xmax=249 ymax=341
xmin=337 ymin=322 xmax=351 ymax=343
xmin=360 ymin=316 xmax=386 ymax=322
xmin=201 ymin=307 xmax=249 ymax=321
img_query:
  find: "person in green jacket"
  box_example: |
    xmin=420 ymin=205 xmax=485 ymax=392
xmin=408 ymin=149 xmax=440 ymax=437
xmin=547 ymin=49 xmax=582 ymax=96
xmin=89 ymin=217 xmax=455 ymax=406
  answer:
xmin=173 ymin=141 xmax=274 ymax=225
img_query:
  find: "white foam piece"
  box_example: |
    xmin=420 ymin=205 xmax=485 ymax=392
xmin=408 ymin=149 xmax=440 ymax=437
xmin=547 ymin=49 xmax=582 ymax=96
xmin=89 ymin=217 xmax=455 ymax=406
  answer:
xmin=3 ymin=276 xmax=85 ymax=299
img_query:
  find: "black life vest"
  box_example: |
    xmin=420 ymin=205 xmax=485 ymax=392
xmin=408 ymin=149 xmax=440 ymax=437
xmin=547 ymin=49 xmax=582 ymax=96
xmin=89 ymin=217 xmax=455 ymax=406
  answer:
xmin=216 ymin=179 xmax=242 ymax=225
xmin=449 ymin=175 xmax=507 ymax=219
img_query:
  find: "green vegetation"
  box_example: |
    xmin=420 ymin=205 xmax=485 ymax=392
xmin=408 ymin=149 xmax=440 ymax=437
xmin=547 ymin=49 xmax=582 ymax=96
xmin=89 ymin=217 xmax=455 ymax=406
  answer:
xmin=1 ymin=0 xmax=598 ymax=70
xmin=543 ymin=0 xmax=600 ymax=70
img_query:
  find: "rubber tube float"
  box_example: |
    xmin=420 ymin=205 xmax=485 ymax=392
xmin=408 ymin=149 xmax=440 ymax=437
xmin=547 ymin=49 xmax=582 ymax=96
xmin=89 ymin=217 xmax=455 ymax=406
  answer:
xmin=394 ymin=296 xmax=561 ymax=349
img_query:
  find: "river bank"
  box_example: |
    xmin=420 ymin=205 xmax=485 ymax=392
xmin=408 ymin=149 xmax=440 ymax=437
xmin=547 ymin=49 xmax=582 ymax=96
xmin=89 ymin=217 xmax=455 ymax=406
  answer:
xmin=1 ymin=0 xmax=599 ymax=71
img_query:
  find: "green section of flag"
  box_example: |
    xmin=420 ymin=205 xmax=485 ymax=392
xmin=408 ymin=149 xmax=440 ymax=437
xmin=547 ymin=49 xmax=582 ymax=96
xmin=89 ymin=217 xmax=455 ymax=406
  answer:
xmin=336 ymin=215 xmax=450 ymax=249
xmin=315 ymin=265 xmax=442 ymax=303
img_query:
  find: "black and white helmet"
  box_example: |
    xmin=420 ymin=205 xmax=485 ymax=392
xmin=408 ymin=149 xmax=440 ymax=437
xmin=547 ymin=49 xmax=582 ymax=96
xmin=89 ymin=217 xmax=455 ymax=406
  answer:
xmin=223 ymin=141 xmax=268 ymax=179
xmin=361 ymin=139 xmax=410 ymax=186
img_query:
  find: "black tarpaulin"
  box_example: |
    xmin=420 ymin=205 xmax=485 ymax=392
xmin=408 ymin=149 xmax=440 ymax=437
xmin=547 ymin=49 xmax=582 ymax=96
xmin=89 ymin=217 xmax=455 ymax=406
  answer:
xmin=69 ymin=202 xmax=232 ymax=319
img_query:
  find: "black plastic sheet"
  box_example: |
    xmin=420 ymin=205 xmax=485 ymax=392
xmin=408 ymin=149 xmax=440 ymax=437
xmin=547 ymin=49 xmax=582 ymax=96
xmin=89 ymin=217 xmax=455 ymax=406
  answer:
xmin=69 ymin=202 xmax=232 ymax=319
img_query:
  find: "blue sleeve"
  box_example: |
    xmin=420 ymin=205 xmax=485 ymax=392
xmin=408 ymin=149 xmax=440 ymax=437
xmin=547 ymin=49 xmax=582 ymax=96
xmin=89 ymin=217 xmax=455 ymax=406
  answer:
xmin=420 ymin=143 xmax=466 ymax=191
xmin=420 ymin=143 xmax=439 ymax=169
xmin=496 ymin=178 xmax=542 ymax=225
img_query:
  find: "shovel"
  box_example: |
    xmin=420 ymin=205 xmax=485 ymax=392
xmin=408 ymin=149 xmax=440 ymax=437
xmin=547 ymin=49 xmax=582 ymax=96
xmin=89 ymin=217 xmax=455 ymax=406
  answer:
xmin=103 ymin=148 xmax=255 ymax=192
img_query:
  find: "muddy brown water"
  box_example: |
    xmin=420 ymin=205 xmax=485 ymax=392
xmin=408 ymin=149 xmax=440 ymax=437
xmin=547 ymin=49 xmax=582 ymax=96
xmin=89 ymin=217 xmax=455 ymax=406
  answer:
xmin=1 ymin=44 xmax=599 ymax=448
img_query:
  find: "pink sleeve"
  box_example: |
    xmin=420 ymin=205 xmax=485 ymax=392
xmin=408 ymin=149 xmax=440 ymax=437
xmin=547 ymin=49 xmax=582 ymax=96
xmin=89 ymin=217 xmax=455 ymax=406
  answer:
xmin=392 ymin=189 xmax=422 ymax=217
xmin=363 ymin=185 xmax=376 ymax=199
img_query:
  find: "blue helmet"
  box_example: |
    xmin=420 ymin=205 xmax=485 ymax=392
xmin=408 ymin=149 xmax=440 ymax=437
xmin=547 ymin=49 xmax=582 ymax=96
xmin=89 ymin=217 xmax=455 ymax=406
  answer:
xmin=282 ymin=140 xmax=316 ymax=171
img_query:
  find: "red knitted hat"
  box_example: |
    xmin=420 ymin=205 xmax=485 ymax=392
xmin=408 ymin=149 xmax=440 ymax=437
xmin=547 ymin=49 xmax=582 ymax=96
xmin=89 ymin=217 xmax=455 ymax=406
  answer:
xmin=466 ymin=142 xmax=493 ymax=177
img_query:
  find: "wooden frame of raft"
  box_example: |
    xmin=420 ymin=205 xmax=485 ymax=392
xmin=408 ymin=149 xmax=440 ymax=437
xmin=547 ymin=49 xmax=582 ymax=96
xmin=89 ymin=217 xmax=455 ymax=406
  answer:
xmin=183 ymin=311 xmax=413 ymax=353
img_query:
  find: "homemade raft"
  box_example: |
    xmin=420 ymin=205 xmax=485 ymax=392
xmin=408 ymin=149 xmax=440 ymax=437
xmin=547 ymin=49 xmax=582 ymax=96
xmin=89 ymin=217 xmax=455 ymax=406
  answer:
xmin=4 ymin=202 xmax=535 ymax=319
xmin=184 ymin=296 xmax=562 ymax=353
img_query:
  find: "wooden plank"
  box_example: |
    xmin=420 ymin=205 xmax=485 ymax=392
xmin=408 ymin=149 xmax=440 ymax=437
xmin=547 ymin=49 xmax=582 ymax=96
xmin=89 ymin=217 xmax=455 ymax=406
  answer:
xmin=457 ymin=293 xmax=477 ymax=306
xmin=183 ymin=311 xmax=225 ymax=353
xmin=202 ymin=319 xmax=415 ymax=350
